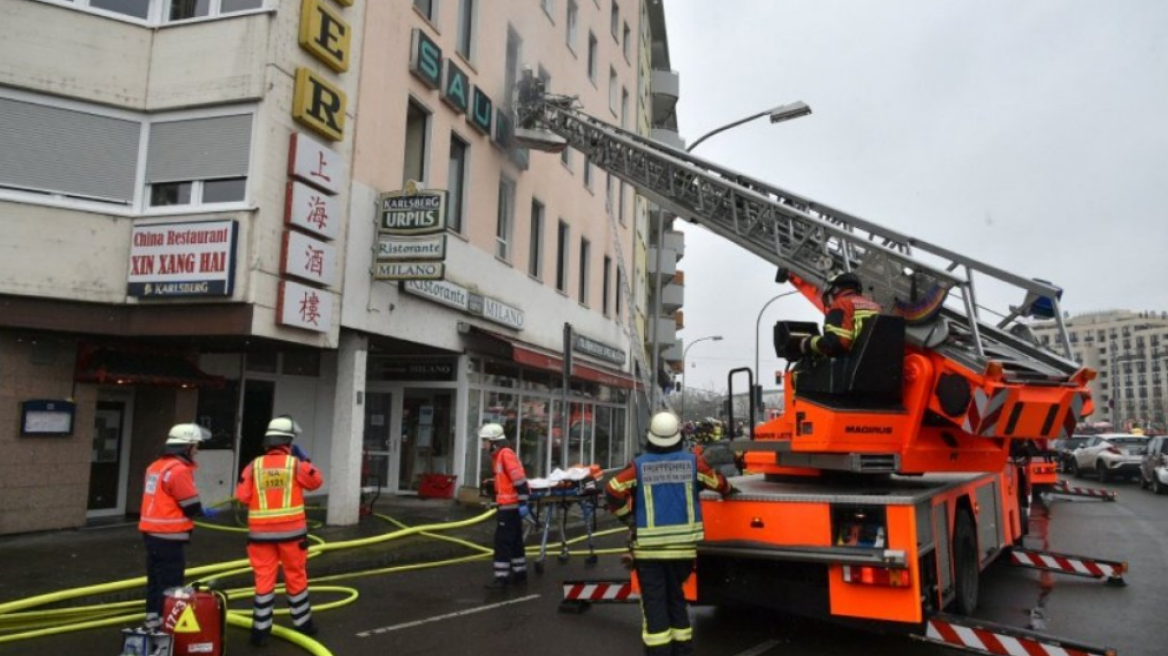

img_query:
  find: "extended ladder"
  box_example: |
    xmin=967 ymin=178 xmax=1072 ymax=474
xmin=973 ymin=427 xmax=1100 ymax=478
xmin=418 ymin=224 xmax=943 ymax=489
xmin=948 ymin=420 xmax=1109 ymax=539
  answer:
xmin=516 ymin=72 xmax=1080 ymax=382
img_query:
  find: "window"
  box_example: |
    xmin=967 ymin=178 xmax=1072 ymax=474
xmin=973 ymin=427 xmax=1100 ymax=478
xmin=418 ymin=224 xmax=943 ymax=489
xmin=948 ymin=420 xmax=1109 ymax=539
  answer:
xmin=566 ymin=0 xmax=578 ymax=52
xmin=456 ymin=0 xmax=476 ymax=60
xmin=404 ymin=100 xmax=430 ymax=185
xmin=587 ymin=32 xmax=598 ymax=82
xmin=168 ymin=0 xmax=264 ymax=21
xmin=621 ymin=87 xmax=629 ymax=128
xmin=615 ymin=269 xmax=623 ymax=318
xmin=579 ymin=238 xmax=591 ymax=304
xmin=605 ymin=173 xmax=614 ymax=215
xmin=609 ymin=68 xmax=618 ymax=113
xmin=561 ymin=145 xmax=572 ymax=168
xmin=504 ymin=27 xmax=522 ymax=108
xmin=414 ymin=0 xmax=435 ymax=21
xmin=610 ymin=1 xmax=619 ymax=40
xmin=145 ymin=114 xmax=253 ymax=208
xmin=86 ymin=0 xmax=151 ymax=20
xmin=622 ymin=22 xmax=631 ymax=61
xmin=556 ymin=220 xmax=570 ymax=292
xmin=583 ymin=155 xmax=593 ymax=189
xmin=618 ymin=181 xmax=626 ymax=224
xmin=602 ymin=256 xmax=612 ymax=316
xmin=542 ymin=0 xmax=554 ymax=19
xmin=529 ymin=199 xmax=545 ymax=279
xmin=496 ymin=177 xmax=516 ymax=261
xmin=447 ymin=134 xmax=469 ymax=233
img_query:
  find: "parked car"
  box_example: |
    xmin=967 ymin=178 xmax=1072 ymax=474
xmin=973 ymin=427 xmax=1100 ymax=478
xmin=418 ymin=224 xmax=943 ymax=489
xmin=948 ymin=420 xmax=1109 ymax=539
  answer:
xmin=1069 ymin=433 xmax=1149 ymax=482
xmin=1139 ymin=435 xmax=1168 ymax=494
xmin=1050 ymin=435 xmax=1090 ymax=472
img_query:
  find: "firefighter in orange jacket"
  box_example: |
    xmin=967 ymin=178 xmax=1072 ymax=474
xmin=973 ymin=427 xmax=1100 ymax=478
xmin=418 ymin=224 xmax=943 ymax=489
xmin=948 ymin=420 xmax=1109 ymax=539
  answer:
xmin=800 ymin=271 xmax=883 ymax=357
xmin=236 ymin=416 xmax=323 ymax=647
xmin=606 ymin=412 xmax=733 ymax=656
xmin=480 ymin=423 xmax=531 ymax=589
xmin=139 ymin=423 xmax=216 ymax=630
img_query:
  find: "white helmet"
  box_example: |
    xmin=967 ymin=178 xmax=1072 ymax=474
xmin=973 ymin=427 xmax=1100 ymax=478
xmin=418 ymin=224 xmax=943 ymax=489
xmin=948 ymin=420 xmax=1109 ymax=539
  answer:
xmin=647 ymin=412 xmax=682 ymax=448
xmin=478 ymin=423 xmax=506 ymax=441
xmin=264 ymin=415 xmax=301 ymax=448
xmin=167 ymin=423 xmax=209 ymax=446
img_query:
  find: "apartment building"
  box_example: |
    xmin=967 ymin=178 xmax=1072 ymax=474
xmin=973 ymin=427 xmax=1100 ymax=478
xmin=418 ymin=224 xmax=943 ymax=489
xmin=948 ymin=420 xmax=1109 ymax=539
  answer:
xmin=0 ymin=0 xmax=671 ymax=534
xmin=1032 ymin=310 xmax=1168 ymax=431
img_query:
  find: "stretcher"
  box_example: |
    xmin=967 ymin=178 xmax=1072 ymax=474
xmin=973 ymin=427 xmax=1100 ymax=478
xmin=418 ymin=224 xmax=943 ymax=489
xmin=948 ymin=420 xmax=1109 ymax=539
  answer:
xmin=525 ymin=476 xmax=601 ymax=573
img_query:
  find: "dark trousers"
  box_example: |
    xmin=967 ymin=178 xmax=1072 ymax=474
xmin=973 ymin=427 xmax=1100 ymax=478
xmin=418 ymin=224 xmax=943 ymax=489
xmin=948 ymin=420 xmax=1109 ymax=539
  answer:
xmin=492 ymin=508 xmax=526 ymax=579
xmin=143 ymin=535 xmax=187 ymax=626
xmin=636 ymin=559 xmax=695 ymax=656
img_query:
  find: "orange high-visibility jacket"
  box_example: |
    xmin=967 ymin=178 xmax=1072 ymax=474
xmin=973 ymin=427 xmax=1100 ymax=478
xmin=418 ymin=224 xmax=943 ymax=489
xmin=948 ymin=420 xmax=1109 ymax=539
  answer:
xmin=809 ymin=289 xmax=883 ymax=356
xmin=236 ymin=447 xmax=323 ymax=541
xmin=491 ymin=447 xmax=528 ymax=508
xmin=139 ymin=456 xmax=201 ymax=541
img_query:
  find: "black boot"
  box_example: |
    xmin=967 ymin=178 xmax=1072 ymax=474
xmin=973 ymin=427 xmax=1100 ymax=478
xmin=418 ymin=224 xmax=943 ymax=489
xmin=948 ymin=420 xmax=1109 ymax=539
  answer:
xmin=250 ymin=629 xmax=268 ymax=647
xmin=484 ymin=576 xmax=510 ymax=590
xmin=511 ymin=571 xmax=528 ymax=586
xmin=295 ymin=619 xmax=319 ymax=637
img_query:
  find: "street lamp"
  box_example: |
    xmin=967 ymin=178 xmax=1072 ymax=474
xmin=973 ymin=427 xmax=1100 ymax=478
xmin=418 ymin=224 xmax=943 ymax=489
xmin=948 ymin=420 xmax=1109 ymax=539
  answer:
xmin=649 ymin=101 xmax=813 ymax=410
xmin=755 ymin=290 xmax=801 ymax=421
xmin=680 ymin=335 xmax=723 ymax=421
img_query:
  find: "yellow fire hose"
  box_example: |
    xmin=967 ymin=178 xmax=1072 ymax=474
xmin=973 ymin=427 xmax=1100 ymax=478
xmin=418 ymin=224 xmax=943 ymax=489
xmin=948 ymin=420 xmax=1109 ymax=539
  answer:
xmin=0 ymin=504 xmax=627 ymax=655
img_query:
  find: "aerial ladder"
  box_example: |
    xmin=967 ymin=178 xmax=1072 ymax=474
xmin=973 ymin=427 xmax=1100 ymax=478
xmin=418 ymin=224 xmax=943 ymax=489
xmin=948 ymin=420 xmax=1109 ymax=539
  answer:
xmin=516 ymin=71 xmax=1122 ymax=656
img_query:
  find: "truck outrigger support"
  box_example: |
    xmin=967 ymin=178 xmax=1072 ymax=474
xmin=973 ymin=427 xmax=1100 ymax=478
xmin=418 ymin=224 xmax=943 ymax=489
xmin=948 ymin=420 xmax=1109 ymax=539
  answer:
xmin=917 ymin=613 xmax=1116 ymax=656
xmin=1008 ymin=547 xmax=1127 ymax=585
xmin=559 ymin=580 xmax=638 ymax=613
xmin=1046 ymin=480 xmax=1117 ymax=501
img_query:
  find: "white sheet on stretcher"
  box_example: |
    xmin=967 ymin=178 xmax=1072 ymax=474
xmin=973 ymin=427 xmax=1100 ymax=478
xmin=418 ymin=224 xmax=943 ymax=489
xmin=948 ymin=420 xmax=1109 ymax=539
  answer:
xmin=528 ymin=467 xmax=592 ymax=490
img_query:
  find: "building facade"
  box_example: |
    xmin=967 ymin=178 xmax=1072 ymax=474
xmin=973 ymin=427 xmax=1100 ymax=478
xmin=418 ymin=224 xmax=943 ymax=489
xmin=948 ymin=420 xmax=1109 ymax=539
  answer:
xmin=1032 ymin=310 xmax=1168 ymax=431
xmin=0 ymin=0 xmax=676 ymax=535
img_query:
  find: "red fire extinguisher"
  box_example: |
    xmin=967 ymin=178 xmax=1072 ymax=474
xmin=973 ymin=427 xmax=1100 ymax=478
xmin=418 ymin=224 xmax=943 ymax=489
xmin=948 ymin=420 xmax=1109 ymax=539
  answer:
xmin=161 ymin=585 xmax=228 ymax=656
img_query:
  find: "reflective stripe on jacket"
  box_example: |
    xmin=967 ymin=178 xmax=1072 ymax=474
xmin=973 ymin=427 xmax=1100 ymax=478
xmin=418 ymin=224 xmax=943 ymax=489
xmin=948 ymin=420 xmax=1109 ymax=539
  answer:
xmin=236 ymin=447 xmax=323 ymax=541
xmin=492 ymin=447 xmax=528 ymax=508
xmin=810 ymin=289 xmax=883 ymax=356
xmin=139 ymin=457 xmax=199 ymax=540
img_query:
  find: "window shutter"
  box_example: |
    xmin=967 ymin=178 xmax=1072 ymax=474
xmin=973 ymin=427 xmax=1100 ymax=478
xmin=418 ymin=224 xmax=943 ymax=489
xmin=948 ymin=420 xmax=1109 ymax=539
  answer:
xmin=0 ymin=97 xmax=140 ymax=203
xmin=146 ymin=114 xmax=253 ymax=183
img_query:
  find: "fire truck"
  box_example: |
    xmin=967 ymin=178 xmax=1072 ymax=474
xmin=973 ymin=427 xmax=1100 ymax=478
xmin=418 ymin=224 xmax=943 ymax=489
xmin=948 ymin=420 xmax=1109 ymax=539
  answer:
xmin=516 ymin=72 xmax=1124 ymax=656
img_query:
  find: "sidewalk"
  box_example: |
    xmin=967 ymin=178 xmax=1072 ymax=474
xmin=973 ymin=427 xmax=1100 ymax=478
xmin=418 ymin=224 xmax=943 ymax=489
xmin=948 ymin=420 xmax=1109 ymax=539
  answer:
xmin=0 ymin=495 xmax=611 ymax=607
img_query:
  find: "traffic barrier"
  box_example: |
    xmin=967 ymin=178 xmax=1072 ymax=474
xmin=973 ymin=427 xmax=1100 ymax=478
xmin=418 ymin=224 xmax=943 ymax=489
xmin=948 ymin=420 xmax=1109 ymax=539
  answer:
xmin=1048 ymin=481 xmax=1117 ymax=501
xmin=561 ymin=580 xmax=638 ymax=603
xmin=1009 ymin=548 xmax=1126 ymax=583
xmin=919 ymin=613 xmax=1115 ymax=656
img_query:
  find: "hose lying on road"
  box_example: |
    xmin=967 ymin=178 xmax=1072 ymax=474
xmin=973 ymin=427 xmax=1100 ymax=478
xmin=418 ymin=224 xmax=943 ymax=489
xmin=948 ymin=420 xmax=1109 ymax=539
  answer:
xmin=0 ymin=504 xmax=626 ymax=655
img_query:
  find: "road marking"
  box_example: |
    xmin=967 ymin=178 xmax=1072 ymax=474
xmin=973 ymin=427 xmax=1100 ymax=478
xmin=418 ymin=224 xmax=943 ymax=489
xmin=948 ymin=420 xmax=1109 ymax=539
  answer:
xmin=732 ymin=639 xmax=782 ymax=656
xmin=356 ymin=594 xmax=541 ymax=637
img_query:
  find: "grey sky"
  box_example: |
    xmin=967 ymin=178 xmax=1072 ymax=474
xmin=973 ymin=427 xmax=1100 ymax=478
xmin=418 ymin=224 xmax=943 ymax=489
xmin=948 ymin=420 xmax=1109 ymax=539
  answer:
xmin=663 ymin=1 xmax=1168 ymax=394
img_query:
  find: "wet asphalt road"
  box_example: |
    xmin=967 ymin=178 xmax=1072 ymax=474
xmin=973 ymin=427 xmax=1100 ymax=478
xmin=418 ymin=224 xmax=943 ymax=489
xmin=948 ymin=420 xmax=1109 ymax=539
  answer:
xmin=5 ymin=475 xmax=1166 ymax=656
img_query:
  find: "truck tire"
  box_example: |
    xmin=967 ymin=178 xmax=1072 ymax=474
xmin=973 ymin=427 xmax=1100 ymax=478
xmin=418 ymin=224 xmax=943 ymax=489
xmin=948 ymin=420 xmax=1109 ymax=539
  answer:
xmin=1096 ymin=463 xmax=1110 ymax=484
xmin=951 ymin=510 xmax=979 ymax=616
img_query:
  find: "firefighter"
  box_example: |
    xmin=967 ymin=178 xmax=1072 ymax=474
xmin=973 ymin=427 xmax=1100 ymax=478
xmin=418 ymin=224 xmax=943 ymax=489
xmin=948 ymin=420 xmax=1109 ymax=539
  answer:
xmin=139 ymin=423 xmax=217 ymax=630
xmin=480 ymin=423 xmax=531 ymax=589
xmin=236 ymin=416 xmax=323 ymax=647
xmin=606 ymin=411 xmax=734 ymax=656
xmin=800 ymin=271 xmax=883 ymax=357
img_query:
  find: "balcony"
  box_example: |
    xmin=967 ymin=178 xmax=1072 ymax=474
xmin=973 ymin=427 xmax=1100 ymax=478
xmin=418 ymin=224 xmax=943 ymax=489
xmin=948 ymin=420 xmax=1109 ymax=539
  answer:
xmin=661 ymin=339 xmax=683 ymax=363
xmin=651 ymin=127 xmax=685 ymax=150
xmin=662 ymin=230 xmax=685 ymax=261
xmin=653 ymin=316 xmax=677 ymax=346
xmin=647 ymin=248 xmax=678 ymax=276
xmin=661 ymin=277 xmax=684 ymax=313
xmin=651 ymin=69 xmax=679 ymax=124
xmin=674 ymin=310 xmax=685 ymax=330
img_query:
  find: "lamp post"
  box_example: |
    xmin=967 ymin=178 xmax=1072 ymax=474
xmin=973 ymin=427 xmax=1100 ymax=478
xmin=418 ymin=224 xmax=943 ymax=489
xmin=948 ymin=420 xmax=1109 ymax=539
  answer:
xmin=648 ymin=101 xmax=812 ymax=411
xmin=681 ymin=335 xmax=723 ymax=421
xmin=755 ymin=290 xmax=801 ymax=422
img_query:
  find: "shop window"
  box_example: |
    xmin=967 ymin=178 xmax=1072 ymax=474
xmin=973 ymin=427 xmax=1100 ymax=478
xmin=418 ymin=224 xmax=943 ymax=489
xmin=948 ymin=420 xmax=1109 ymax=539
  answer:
xmin=246 ymin=351 xmax=277 ymax=374
xmin=519 ymin=397 xmax=551 ymax=476
xmin=196 ymin=381 xmax=241 ymax=450
xmin=484 ymin=360 xmax=520 ymax=388
xmin=463 ymin=388 xmax=484 ymax=488
xmin=522 ymin=369 xmax=559 ymax=393
xmin=594 ymin=405 xmax=613 ymax=468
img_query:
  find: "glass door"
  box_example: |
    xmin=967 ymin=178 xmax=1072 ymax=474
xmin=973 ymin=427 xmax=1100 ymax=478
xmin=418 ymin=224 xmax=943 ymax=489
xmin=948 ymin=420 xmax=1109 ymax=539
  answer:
xmin=363 ymin=392 xmax=393 ymax=491
xmin=87 ymin=401 xmax=128 ymax=516
xmin=399 ymin=389 xmax=455 ymax=493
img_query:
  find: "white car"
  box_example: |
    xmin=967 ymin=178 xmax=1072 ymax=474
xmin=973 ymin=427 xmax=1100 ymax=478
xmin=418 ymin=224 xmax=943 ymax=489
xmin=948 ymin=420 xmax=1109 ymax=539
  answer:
xmin=1139 ymin=435 xmax=1168 ymax=495
xmin=1069 ymin=433 xmax=1149 ymax=483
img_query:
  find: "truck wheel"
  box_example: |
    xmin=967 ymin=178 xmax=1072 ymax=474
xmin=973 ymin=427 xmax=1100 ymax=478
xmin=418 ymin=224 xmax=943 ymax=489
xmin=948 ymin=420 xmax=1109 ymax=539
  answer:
xmin=1154 ymin=475 xmax=1165 ymax=496
xmin=951 ymin=510 xmax=979 ymax=616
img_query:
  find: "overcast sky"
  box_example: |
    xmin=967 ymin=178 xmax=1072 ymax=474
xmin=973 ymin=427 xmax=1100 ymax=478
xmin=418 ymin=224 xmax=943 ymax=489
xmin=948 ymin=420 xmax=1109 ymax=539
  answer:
xmin=662 ymin=0 xmax=1168 ymax=394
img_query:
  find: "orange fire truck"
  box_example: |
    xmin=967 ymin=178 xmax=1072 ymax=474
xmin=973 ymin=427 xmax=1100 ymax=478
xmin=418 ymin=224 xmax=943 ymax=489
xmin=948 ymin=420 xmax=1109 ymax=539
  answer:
xmin=517 ymin=71 xmax=1124 ymax=656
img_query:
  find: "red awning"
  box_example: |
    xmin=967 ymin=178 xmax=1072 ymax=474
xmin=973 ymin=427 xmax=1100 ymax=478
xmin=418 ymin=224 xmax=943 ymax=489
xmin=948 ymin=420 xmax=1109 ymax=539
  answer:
xmin=75 ymin=344 xmax=225 ymax=389
xmin=468 ymin=327 xmax=635 ymax=389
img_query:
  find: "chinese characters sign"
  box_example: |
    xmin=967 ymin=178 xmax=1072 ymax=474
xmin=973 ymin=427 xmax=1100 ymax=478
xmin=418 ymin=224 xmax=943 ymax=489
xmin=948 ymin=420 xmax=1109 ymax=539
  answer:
xmin=278 ymin=280 xmax=334 ymax=333
xmin=288 ymin=133 xmax=342 ymax=195
xmin=127 ymin=220 xmax=237 ymax=298
xmin=282 ymin=230 xmax=337 ymax=287
xmin=286 ymin=181 xmax=340 ymax=240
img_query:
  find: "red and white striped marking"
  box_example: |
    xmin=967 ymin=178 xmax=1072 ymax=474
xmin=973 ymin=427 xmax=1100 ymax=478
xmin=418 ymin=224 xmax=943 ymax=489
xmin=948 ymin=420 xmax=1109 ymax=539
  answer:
xmin=1050 ymin=481 xmax=1117 ymax=501
xmin=1009 ymin=548 xmax=1126 ymax=580
xmin=562 ymin=581 xmax=639 ymax=602
xmin=922 ymin=615 xmax=1113 ymax=656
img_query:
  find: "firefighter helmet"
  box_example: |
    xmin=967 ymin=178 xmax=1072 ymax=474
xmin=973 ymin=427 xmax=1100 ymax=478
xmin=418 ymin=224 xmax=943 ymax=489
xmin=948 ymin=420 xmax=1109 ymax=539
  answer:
xmin=823 ymin=271 xmax=863 ymax=304
xmin=263 ymin=415 xmax=301 ymax=448
xmin=478 ymin=423 xmax=506 ymax=441
xmin=164 ymin=423 xmax=209 ymax=454
xmin=647 ymin=411 xmax=682 ymax=448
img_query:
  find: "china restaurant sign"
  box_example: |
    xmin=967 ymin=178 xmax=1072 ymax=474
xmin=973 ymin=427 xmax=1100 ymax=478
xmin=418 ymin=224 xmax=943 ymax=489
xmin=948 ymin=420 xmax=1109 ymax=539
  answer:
xmin=127 ymin=220 xmax=238 ymax=298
